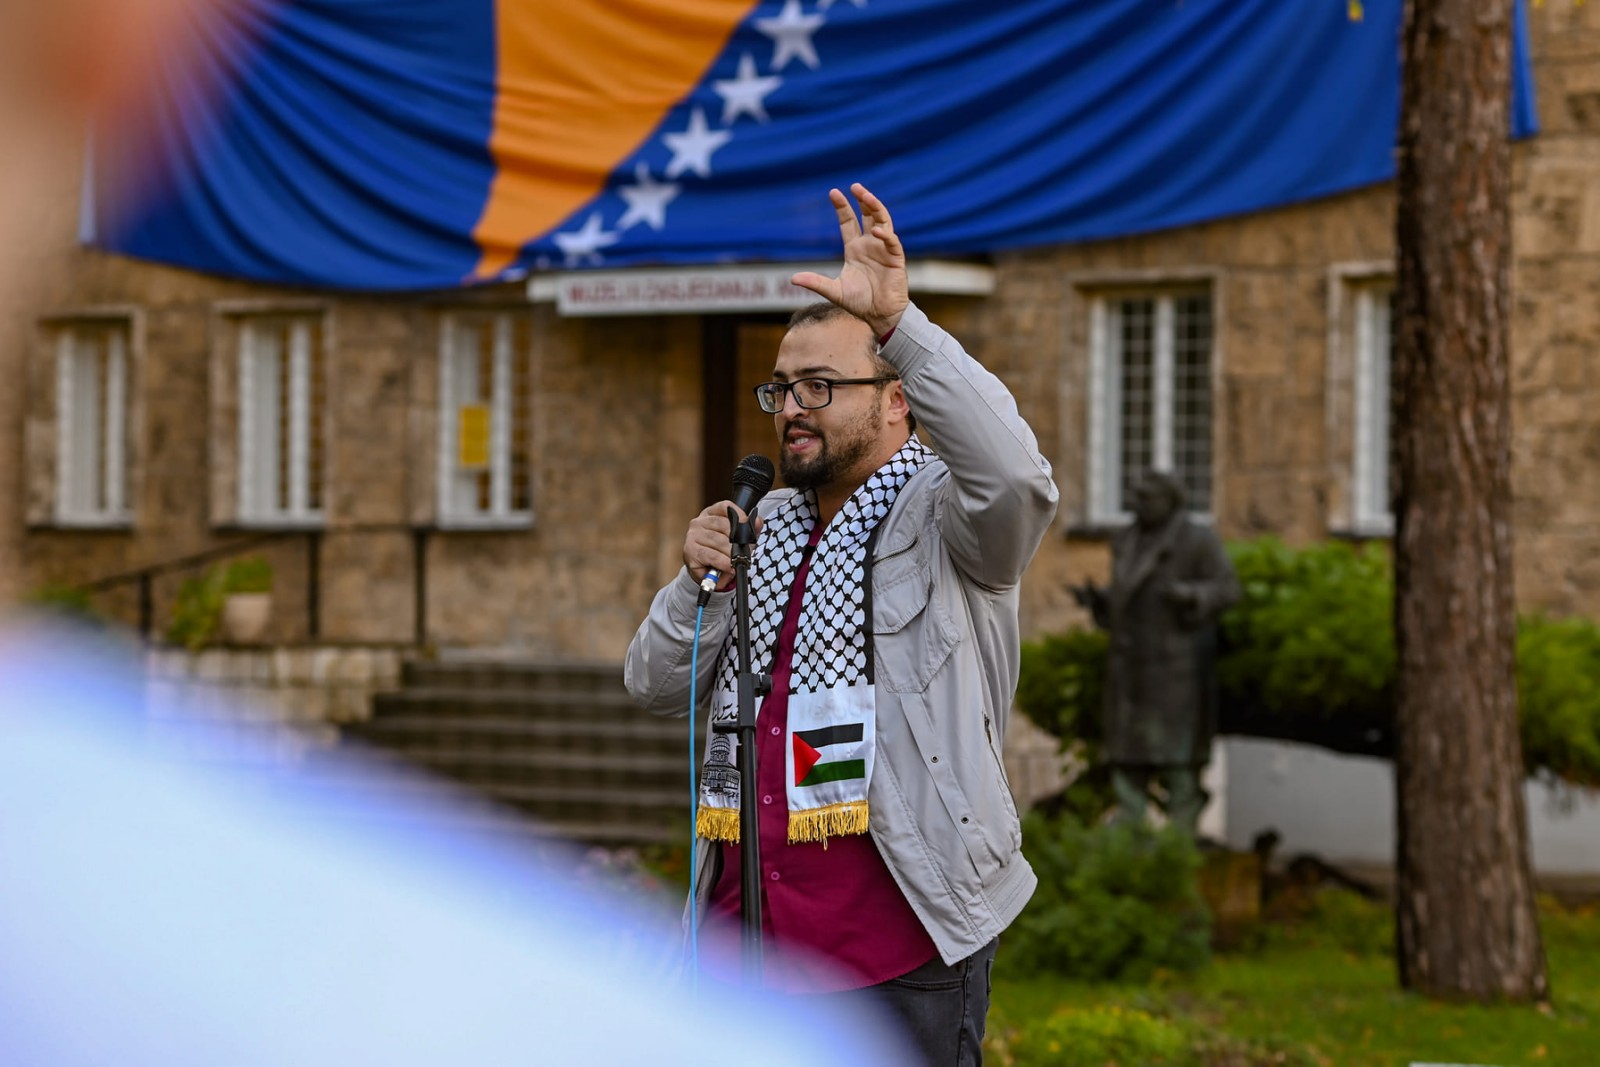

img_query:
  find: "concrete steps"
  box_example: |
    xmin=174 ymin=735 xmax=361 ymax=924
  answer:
xmin=337 ymin=658 xmax=696 ymax=846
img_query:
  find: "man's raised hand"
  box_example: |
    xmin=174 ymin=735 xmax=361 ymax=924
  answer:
xmin=791 ymin=183 xmax=909 ymax=339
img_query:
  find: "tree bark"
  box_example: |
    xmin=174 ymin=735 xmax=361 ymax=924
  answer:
xmin=1392 ymin=0 xmax=1547 ymax=1000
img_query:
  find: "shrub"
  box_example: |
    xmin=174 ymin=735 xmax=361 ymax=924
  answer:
xmin=1517 ymin=616 xmax=1600 ymax=788
xmin=1007 ymin=813 xmax=1210 ymax=981
xmin=1218 ymin=538 xmax=1393 ymax=736
xmin=27 ymin=583 xmax=100 ymax=622
xmin=1260 ymin=885 xmax=1393 ymax=958
xmin=1006 ymin=1004 xmax=1187 ymax=1067
xmin=166 ymin=567 xmax=230 ymax=651
xmin=1302 ymin=887 xmax=1393 ymax=957
xmin=223 ymin=555 xmax=274 ymax=595
xmin=1016 ymin=628 xmax=1107 ymax=747
xmin=164 ymin=556 xmax=274 ymax=651
xmin=1015 ymin=629 xmax=1113 ymax=822
xmin=999 ymin=1005 xmax=1318 ymax=1067
xmin=1018 ymin=536 xmax=1600 ymax=787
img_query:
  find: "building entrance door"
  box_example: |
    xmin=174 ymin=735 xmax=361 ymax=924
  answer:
xmin=701 ymin=315 xmax=787 ymax=506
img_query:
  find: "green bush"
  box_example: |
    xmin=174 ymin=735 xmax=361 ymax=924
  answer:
xmin=166 ymin=568 xmax=230 ymax=651
xmin=1517 ymin=616 xmax=1600 ymax=788
xmin=1018 ymin=536 xmax=1600 ymax=787
xmin=1001 ymin=1004 xmax=1317 ymax=1067
xmin=223 ymin=555 xmax=274 ymax=594
xmin=27 ymin=583 xmax=100 ymax=621
xmin=164 ymin=556 xmax=274 ymax=651
xmin=1007 ymin=813 xmax=1210 ymax=981
xmin=1016 ymin=628 xmax=1107 ymax=746
xmin=1006 ymin=1004 xmax=1187 ymax=1067
xmin=1258 ymin=885 xmax=1394 ymax=958
xmin=1015 ymin=629 xmax=1115 ymax=822
xmin=1301 ymin=887 xmax=1393 ymax=957
xmin=1219 ymin=538 xmax=1394 ymax=734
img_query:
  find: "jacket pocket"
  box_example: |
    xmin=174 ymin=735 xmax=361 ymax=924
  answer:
xmin=984 ymin=714 xmax=1023 ymax=853
xmin=872 ymin=555 xmax=958 ymax=693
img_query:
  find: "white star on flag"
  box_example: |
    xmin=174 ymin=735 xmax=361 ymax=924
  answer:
xmin=616 ymin=163 xmax=680 ymax=230
xmin=663 ymin=107 xmax=733 ymax=179
xmin=553 ymin=212 xmax=619 ymax=264
xmin=755 ymin=0 xmax=824 ymax=72
xmin=713 ymin=53 xmax=782 ymax=124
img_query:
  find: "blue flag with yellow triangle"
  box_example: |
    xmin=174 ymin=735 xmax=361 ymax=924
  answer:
xmin=89 ymin=0 xmax=1539 ymax=291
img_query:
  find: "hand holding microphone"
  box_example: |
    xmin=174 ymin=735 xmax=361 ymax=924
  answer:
xmin=685 ymin=455 xmax=775 ymax=602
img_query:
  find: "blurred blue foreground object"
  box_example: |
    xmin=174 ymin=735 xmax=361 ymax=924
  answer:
xmin=0 ymin=622 xmax=913 ymax=1065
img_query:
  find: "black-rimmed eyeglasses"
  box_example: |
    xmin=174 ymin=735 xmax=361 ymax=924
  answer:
xmin=753 ymin=376 xmax=897 ymax=414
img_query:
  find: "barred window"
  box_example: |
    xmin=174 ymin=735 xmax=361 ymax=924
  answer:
xmin=1087 ymin=289 xmax=1214 ymax=522
xmin=55 ymin=320 xmax=132 ymax=524
xmin=438 ymin=311 xmax=533 ymax=526
xmin=237 ymin=315 xmax=325 ymax=525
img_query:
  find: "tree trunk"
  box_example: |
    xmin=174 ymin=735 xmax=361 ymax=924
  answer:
xmin=1392 ymin=0 xmax=1547 ymax=1000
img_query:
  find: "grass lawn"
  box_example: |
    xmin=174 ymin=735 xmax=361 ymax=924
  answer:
xmin=986 ymin=895 xmax=1599 ymax=1066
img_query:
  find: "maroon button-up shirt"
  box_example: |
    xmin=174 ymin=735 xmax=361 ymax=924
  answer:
xmin=708 ymin=524 xmax=937 ymax=993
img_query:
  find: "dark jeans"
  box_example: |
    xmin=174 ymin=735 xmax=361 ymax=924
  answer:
xmin=840 ymin=938 xmax=998 ymax=1066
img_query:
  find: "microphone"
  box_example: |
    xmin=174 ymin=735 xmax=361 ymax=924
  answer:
xmin=699 ymin=454 xmax=776 ymax=598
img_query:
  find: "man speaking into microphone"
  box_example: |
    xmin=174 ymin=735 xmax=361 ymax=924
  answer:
xmin=624 ymin=183 xmax=1057 ymax=1065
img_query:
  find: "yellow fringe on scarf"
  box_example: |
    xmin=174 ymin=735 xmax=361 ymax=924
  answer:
xmin=696 ymin=806 xmax=742 ymax=843
xmin=787 ymin=800 xmax=870 ymax=844
xmin=695 ymin=801 xmax=871 ymax=845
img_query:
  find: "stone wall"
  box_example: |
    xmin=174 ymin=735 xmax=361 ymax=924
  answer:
xmin=0 ymin=138 xmax=82 ymax=606
xmin=145 ymin=645 xmax=404 ymax=760
xmin=1508 ymin=0 xmax=1600 ymax=612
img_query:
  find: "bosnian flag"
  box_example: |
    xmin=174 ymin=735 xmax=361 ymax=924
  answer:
xmin=88 ymin=0 xmax=1537 ymax=292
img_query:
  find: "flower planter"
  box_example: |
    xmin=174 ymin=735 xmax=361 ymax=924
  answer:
xmin=222 ymin=592 xmax=273 ymax=644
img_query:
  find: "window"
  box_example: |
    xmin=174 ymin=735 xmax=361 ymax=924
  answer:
xmin=1086 ymin=289 xmax=1214 ymax=523
xmin=1350 ymin=283 xmax=1395 ymax=535
xmin=237 ymin=316 xmax=324 ymax=525
xmin=54 ymin=320 xmax=132 ymax=524
xmin=437 ymin=311 xmax=532 ymax=526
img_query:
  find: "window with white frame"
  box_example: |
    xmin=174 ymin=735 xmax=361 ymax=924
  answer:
xmin=1351 ymin=283 xmax=1395 ymax=535
xmin=55 ymin=320 xmax=132 ymax=524
xmin=438 ymin=311 xmax=532 ymax=526
xmin=237 ymin=315 xmax=324 ymax=525
xmin=1086 ymin=289 xmax=1214 ymax=523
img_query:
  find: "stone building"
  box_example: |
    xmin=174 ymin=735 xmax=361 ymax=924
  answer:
xmin=4 ymin=0 xmax=1598 ymax=666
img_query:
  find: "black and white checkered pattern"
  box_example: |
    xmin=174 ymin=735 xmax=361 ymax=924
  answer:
xmin=712 ymin=436 xmax=935 ymax=707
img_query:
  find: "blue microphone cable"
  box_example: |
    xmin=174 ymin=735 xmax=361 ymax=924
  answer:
xmin=687 ymin=600 xmax=707 ymax=986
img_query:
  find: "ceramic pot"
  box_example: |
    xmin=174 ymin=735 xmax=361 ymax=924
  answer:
xmin=222 ymin=592 xmax=272 ymax=644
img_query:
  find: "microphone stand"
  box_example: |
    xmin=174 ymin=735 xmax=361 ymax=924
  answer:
xmin=724 ymin=504 xmax=768 ymax=984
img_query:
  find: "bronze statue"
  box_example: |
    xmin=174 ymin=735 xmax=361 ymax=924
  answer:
xmin=1073 ymin=471 xmax=1240 ymax=835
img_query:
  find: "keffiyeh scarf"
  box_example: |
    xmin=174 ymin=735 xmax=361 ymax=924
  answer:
xmin=696 ymin=436 xmax=935 ymax=845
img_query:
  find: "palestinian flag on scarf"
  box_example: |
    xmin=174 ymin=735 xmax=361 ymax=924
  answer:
xmin=792 ymin=723 xmax=866 ymax=788
xmin=782 ymin=685 xmax=875 ymax=841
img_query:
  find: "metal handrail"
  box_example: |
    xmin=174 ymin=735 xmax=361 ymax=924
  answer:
xmin=76 ymin=531 xmax=293 ymax=595
xmin=73 ymin=524 xmax=435 ymax=645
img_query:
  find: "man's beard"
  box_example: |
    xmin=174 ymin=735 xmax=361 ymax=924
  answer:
xmin=779 ymin=412 xmax=877 ymax=491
